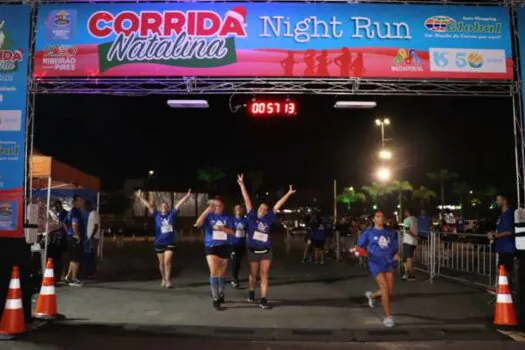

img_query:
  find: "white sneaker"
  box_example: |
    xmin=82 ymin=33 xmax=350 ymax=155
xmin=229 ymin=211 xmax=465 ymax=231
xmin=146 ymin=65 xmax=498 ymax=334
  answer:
xmin=365 ymin=291 xmax=376 ymax=308
xmin=401 ymin=274 xmax=408 ymax=281
xmin=161 ymin=280 xmax=166 ymax=287
xmin=383 ymin=316 xmax=395 ymax=328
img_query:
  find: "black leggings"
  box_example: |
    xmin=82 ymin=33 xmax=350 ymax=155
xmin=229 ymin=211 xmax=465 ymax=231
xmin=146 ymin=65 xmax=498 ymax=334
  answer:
xmin=231 ymin=245 xmax=246 ymax=282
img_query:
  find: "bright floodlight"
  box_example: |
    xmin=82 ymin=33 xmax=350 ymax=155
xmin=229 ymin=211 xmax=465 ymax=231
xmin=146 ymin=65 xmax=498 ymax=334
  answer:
xmin=148 ymin=170 xmax=155 ymax=176
xmin=384 ymin=118 xmax=391 ymax=125
xmin=334 ymin=101 xmax=377 ymax=109
xmin=379 ymin=149 xmax=392 ymax=160
xmin=376 ymin=167 xmax=391 ymax=182
xmin=375 ymin=119 xmax=382 ymax=126
xmin=167 ymin=99 xmax=209 ymax=108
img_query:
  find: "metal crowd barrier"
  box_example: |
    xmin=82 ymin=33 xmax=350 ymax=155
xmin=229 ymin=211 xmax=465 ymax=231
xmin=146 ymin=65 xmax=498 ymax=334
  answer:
xmin=413 ymin=232 xmax=505 ymax=289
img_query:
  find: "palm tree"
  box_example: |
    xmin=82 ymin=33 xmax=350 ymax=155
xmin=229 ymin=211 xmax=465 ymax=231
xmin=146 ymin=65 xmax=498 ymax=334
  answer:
xmin=426 ymin=169 xmax=458 ymax=207
xmin=412 ymin=186 xmax=437 ymax=208
xmin=337 ymin=186 xmax=366 ymax=213
xmin=390 ymin=180 xmax=413 ymax=220
xmin=452 ymin=182 xmax=470 ymax=214
xmin=362 ymin=182 xmax=392 ymax=209
xmin=197 ymin=167 xmax=226 ymax=192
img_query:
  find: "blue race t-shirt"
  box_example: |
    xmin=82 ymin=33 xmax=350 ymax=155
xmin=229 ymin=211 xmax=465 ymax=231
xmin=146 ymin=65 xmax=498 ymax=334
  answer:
xmin=204 ymin=213 xmax=234 ymax=248
xmin=310 ymin=222 xmax=327 ymax=241
xmin=357 ymin=227 xmax=399 ymax=267
xmin=496 ymin=208 xmax=516 ymax=253
xmin=67 ymin=207 xmax=86 ymax=242
xmin=230 ymin=216 xmax=248 ymax=246
xmin=246 ymin=209 xmax=276 ymax=250
xmin=153 ymin=208 xmax=177 ymax=246
xmin=418 ymin=216 xmax=432 ymax=238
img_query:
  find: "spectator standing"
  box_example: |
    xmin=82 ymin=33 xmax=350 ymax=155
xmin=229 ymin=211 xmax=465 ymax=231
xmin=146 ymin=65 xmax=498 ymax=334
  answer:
xmin=65 ymin=195 xmax=86 ymax=287
xmin=418 ymin=209 xmax=432 ymax=240
xmin=86 ymin=201 xmax=101 ymax=274
xmin=488 ymin=194 xmax=516 ymax=276
xmin=48 ymin=201 xmax=68 ymax=283
xmin=402 ymin=207 xmax=418 ymax=281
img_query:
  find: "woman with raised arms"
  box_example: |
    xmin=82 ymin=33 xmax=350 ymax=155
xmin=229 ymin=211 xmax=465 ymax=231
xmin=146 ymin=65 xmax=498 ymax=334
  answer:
xmin=135 ymin=189 xmax=192 ymax=288
xmin=237 ymin=174 xmax=296 ymax=309
xmin=195 ymin=197 xmax=235 ymax=309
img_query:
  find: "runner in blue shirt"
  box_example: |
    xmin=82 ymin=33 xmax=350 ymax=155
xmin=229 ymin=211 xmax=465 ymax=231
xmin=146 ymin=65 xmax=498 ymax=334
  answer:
xmin=136 ymin=189 xmax=192 ymax=289
xmin=230 ymin=204 xmax=248 ymax=289
xmin=357 ymin=210 xmax=400 ymax=328
xmin=237 ymin=174 xmax=296 ymax=309
xmin=195 ymin=197 xmax=235 ymax=309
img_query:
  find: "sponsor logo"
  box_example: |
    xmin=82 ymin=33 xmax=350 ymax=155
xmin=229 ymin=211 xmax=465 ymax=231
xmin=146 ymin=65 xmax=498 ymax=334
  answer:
xmin=42 ymin=45 xmax=77 ymax=72
xmin=53 ymin=10 xmax=71 ymax=26
xmin=467 ymin=52 xmax=484 ymax=68
xmin=0 ymin=110 xmax=22 ymax=131
xmin=0 ymin=141 xmax=19 ymax=158
xmin=425 ymin=15 xmax=502 ymax=34
xmin=0 ymin=20 xmax=23 ymax=72
xmin=0 ymin=202 xmax=13 ymax=218
xmin=391 ymin=48 xmax=423 ymax=72
xmin=86 ymin=7 xmax=247 ymax=72
xmin=425 ymin=16 xmax=455 ymax=32
xmin=46 ymin=10 xmax=77 ymax=40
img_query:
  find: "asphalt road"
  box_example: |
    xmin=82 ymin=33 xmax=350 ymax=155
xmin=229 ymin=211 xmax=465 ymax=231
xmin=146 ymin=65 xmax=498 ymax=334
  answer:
xmin=4 ymin=238 xmax=525 ymax=349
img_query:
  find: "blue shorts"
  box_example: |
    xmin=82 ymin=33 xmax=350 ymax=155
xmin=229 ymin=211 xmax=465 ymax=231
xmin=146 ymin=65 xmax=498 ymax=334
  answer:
xmin=368 ymin=262 xmax=395 ymax=278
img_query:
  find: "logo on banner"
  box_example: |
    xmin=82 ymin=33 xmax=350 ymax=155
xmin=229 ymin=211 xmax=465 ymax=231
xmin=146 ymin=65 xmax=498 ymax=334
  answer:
xmin=87 ymin=7 xmax=247 ymax=72
xmin=0 ymin=20 xmax=23 ymax=73
xmin=467 ymin=52 xmax=484 ymax=68
xmin=42 ymin=45 xmax=77 ymax=72
xmin=391 ymin=48 xmax=423 ymax=72
xmin=46 ymin=10 xmax=77 ymax=40
xmin=424 ymin=15 xmax=502 ymax=34
xmin=0 ymin=110 xmax=22 ymax=131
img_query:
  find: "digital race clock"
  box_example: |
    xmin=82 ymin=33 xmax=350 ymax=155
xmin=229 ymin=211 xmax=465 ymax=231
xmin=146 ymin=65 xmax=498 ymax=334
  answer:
xmin=246 ymin=98 xmax=297 ymax=118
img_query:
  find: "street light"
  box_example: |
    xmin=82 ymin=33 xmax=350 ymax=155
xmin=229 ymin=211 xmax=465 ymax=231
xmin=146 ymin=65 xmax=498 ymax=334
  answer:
xmin=378 ymin=149 xmax=392 ymax=160
xmin=375 ymin=117 xmax=391 ymax=147
xmin=148 ymin=170 xmax=155 ymax=176
xmin=376 ymin=166 xmax=391 ymax=182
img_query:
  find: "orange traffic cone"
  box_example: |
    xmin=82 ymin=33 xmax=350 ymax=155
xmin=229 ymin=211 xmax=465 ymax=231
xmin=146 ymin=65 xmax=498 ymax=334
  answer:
xmin=494 ymin=265 xmax=518 ymax=328
xmin=33 ymin=259 xmax=58 ymax=320
xmin=0 ymin=266 xmax=26 ymax=340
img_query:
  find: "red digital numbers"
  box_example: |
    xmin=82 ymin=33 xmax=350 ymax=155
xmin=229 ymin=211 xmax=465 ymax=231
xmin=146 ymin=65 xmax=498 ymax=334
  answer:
xmin=247 ymin=99 xmax=297 ymax=118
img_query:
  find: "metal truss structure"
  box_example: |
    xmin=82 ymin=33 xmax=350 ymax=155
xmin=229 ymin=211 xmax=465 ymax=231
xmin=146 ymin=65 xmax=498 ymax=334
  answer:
xmin=34 ymin=78 xmax=515 ymax=97
xmin=4 ymin=0 xmax=525 ymax=203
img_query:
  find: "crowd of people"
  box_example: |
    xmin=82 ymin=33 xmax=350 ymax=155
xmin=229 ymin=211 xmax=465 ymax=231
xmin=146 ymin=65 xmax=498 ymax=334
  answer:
xmin=46 ymin=195 xmax=101 ymax=287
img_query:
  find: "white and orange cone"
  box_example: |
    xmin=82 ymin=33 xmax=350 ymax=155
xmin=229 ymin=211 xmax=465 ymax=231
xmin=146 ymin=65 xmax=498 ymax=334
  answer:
xmin=494 ymin=265 xmax=518 ymax=328
xmin=0 ymin=266 xmax=26 ymax=340
xmin=33 ymin=259 xmax=58 ymax=320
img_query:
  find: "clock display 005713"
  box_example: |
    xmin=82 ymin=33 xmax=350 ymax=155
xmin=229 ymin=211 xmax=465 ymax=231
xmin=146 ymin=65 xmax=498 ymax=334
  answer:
xmin=247 ymin=99 xmax=297 ymax=117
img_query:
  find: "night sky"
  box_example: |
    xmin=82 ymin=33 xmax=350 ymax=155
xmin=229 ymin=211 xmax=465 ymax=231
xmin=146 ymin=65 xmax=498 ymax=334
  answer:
xmin=34 ymin=94 xmax=516 ymax=199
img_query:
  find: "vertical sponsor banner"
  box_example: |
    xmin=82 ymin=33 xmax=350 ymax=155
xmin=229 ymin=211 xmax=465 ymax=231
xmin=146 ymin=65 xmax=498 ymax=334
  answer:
xmin=0 ymin=5 xmax=31 ymax=238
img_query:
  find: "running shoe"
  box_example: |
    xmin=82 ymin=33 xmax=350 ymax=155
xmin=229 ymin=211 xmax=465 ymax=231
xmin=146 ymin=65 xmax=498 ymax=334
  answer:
xmin=365 ymin=291 xmax=376 ymax=308
xmin=213 ymin=299 xmax=221 ymax=309
xmin=219 ymin=293 xmax=225 ymax=303
xmin=247 ymin=290 xmax=255 ymax=303
xmin=401 ymin=273 xmax=408 ymax=281
xmin=161 ymin=280 xmax=166 ymax=287
xmin=64 ymin=276 xmax=72 ymax=284
xmin=259 ymin=298 xmax=271 ymax=310
xmin=230 ymin=281 xmax=239 ymax=289
xmin=68 ymin=279 xmax=83 ymax=287
xmin=383 ymin=316 xmax=395 ymax=328
xmin=165 ymin=281 xmax=173 ymax=289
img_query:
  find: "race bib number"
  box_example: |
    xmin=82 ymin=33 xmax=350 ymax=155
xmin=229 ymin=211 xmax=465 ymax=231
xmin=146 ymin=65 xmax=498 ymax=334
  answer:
xmin=253 ymin=231 xmax=268 ymax=243
xmin=235 ymin=230 xmax=246 ymax=238
xmin=161 ymin=225 xmax=173 ymax=234
xmin=213 ymin=230 xmax=228 ymax=241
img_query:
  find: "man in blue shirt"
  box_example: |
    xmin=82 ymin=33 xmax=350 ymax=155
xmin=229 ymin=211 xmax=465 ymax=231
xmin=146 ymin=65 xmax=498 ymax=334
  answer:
xmin=65 ymin=195 xmax=86 ymax=287
xmin=488 ymin=194 xmax=516 ymax=275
